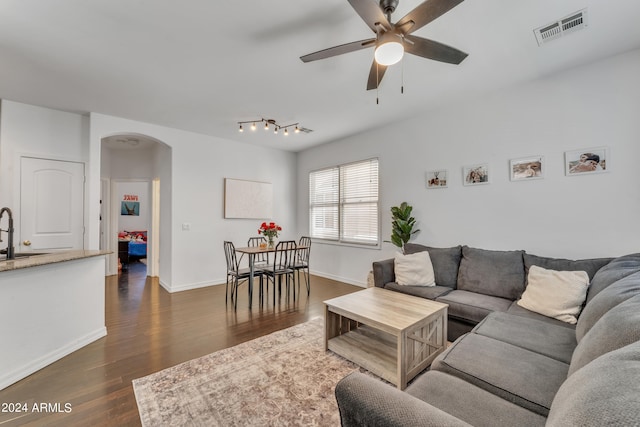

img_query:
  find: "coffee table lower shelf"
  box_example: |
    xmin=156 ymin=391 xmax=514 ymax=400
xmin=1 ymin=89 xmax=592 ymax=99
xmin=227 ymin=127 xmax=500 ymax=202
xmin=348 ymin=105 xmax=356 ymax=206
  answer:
xmin=328 ymin=325 xmax=398 ymax=384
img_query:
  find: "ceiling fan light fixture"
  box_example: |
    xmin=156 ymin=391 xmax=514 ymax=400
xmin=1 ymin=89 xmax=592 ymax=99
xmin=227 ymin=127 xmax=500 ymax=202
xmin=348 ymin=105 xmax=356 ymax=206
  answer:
xmin=374 ymin=33 xmax=404 ymax=66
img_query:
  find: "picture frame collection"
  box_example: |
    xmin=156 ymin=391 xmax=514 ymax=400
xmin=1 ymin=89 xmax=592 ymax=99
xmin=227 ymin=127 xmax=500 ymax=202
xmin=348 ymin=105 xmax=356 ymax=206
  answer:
xmin=426 ymin=146 xmax=609 ymax=189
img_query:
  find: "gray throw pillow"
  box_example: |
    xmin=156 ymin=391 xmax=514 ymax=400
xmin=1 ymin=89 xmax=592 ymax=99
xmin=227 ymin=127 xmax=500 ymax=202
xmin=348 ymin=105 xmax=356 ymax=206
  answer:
xmin=457 ymin=246 xmax=525 ymax=300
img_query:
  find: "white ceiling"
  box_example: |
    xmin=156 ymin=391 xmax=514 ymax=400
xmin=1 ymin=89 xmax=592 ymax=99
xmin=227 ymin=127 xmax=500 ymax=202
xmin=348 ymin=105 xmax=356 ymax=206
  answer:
xmin=1 ymin=0 xmax=639 ymax=152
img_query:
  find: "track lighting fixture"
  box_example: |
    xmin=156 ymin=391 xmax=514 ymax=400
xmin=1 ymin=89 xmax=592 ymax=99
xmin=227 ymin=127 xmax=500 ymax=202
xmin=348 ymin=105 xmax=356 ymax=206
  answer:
xmin=237 ymin=118 xmax=305 ymax=138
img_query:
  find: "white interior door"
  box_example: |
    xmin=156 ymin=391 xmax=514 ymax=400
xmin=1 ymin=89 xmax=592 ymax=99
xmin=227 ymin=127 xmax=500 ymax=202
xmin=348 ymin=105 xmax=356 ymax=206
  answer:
xmin=20 ymin=157 xmax=85 ymax=252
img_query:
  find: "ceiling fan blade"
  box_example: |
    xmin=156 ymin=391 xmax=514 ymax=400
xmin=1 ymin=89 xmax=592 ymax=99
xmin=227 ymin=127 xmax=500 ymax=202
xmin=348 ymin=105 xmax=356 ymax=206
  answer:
xmin=348 ymin=0 xmax=392 ymax=33
xmin=366 ymin=60 xmax=388 ymax=90
xmin=396 ymin=0 xmax=464 ymax=35
xmin=404 ymin=35 xmax=468 ymax=64
xmin=300 ymin=38 xmax=375 ymax=62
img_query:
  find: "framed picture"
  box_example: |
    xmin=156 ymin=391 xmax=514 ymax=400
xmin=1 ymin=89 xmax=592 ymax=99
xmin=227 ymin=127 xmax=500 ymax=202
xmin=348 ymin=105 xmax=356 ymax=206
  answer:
xmin=510 ymin=156 xmax=544 ymax=181
xmin=463 ymin=164 xmax=489 ymax=186
xmin=426 ymin=170 xmax=448 ymax=188
xmin=121 ymin=201 xmax=140 ymax=216
xmin=565 ymin=147 xmax=609 ymax=176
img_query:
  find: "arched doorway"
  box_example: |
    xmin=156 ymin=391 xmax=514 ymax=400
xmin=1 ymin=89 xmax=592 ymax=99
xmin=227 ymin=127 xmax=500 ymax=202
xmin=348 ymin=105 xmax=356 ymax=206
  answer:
xmin=100 ymin=134 xmax=171 ymax=280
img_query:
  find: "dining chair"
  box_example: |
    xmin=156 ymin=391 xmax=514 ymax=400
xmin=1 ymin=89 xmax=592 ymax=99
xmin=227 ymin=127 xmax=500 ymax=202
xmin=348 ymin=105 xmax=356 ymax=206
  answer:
xmin=223 ymin=241 xmax=262 ymax=309
xmin=247 ymin=236 xmax=269 ymax=267
xmin=261 ymin=240 xmax=297 ymax=304
xmin=293 ymin=236 xmax=311 ymax=296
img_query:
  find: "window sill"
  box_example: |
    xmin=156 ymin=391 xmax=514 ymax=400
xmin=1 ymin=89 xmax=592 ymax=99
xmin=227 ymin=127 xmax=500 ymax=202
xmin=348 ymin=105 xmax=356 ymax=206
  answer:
xmin=310 ymin=238 xmax=381 ymax=250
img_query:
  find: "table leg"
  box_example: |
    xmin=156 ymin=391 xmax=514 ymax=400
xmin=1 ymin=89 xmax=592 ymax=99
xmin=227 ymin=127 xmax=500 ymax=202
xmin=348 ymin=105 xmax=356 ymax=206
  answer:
xmin=248 ymin=253 xmax=254 ymax=309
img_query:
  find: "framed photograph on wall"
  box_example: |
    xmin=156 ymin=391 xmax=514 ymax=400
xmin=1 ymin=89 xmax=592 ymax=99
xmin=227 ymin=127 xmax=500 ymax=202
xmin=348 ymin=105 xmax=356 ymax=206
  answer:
xmin=121 ymin=201 xmax=140 ymax=216
xmin=463 ymin=164 xmax=489 ymax=186
xmin=426 ymin=170 xmax=448 ymax=188
xmin=565 ymin=147 xmax=609 ymax=176
xmin=510 ymin=156 xmax=544 ymax=181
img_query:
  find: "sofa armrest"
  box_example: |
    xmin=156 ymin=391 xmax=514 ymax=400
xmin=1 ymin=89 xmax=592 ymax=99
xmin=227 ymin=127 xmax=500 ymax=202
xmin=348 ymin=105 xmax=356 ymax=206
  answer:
xmin=335 ymin=372 xmax=472 ymax=427
xmin=373 ymin=258 xmax=395 ymax=288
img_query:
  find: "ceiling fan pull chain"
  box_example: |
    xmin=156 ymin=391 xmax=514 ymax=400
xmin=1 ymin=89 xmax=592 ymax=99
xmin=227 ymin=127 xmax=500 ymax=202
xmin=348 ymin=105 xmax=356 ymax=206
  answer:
xmin=401 ymin=58 xmax=404 ymax=94
xmin=376 ymin=62 xmax=380 ymax=105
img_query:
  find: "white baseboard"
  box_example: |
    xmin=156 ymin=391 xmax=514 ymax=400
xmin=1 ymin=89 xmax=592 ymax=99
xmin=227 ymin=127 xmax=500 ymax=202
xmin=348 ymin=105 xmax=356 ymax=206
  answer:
xmin=309 ymin=269 xmax=367 ymax=288
xmin=0 ymin=327 xmax=107 ymax=391
xmin=160 ymin=278 xmax=225 ymax=293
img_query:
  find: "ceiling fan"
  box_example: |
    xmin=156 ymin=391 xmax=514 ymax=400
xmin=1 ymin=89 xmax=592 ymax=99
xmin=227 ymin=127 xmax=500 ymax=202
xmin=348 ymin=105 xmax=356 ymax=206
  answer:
xmin=300 ymin=0 xmax=468 ymax=90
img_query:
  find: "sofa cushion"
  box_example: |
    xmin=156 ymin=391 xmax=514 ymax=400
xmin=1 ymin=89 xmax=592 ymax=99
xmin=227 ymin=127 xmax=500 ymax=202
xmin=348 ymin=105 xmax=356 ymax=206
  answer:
xmin=431 ymin=333 xmax=569 ymax=416
xmin=384 ymin=282 xmax=453 ymax=300
xmin=586 ymin=253 xmax=640 ymax=304
xmin=506 ymin=302 xmax=576 ymax=329
xmin=404 ymin=244 xmax=462 ymax=288
xmin=547 ymin=341 xmax=640 ymax=427
xmin=436 ymin=290 xmax=512 ymax=324
xmin=523 ymin=253 xmax=611 ymax=284
xmin=473 ymin=312 xmax=577 ymax=363
xmin=394 ymin=251 xmax=435 ymax=286
xmin=517 ymin=266 xmax=589 ymax=324
xmin=569 ymin=294 xmax=640 ymax=376
xmin=457 ymin=246 xmax=525 ymax=300
xmin=407 ymin=370 xmax=546 ymax=427
xmin=576 ymin=271 xmax=640 ymax=342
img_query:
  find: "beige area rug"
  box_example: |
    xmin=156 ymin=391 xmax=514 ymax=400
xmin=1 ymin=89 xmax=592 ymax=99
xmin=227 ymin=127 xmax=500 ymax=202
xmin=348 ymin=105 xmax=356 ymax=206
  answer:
xmin=132 ymin=317 xmax=371 ymax=426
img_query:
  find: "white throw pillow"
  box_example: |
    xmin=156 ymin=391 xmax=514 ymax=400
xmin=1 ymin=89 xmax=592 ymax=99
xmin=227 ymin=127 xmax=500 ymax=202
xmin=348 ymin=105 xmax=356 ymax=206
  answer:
xmin=517 ymin=265 xmax=590 ymax=324
xmin=394 ymin=251 xmax=436 ymax=287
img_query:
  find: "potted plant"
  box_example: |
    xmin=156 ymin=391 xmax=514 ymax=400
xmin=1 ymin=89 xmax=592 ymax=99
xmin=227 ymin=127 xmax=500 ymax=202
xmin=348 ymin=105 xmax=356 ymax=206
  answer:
xmin=387 ymin=202 xmax=420 ymax=253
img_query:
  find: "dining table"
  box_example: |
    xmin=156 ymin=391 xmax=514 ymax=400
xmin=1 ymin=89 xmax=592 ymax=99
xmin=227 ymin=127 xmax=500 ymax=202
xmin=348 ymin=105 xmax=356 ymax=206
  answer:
xmin=234 ymin=243 xmax=309 ymax=308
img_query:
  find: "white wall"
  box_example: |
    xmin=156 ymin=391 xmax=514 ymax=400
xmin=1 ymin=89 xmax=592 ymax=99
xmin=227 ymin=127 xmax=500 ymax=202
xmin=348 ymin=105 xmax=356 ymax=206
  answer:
xmin=89 ymin=114 xmax=297 ymax=292
xmin=297 ymin=49 xmax=640 ymax=287
xmin=0 ymin=100 xmax=89 ymax=248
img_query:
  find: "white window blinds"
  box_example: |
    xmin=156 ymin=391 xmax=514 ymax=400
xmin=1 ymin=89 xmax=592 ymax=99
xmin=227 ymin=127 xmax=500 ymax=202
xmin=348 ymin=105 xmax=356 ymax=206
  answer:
xmin=309 ymin=167 xmax=339 ymax=240
xmin=309 ymin=158 xmax=379 ymax=245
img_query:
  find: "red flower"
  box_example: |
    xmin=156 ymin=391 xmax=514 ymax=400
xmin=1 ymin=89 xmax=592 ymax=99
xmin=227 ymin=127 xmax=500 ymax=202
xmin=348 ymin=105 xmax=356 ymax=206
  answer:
xmin=258 ymin=221 xmax=282 ymax=238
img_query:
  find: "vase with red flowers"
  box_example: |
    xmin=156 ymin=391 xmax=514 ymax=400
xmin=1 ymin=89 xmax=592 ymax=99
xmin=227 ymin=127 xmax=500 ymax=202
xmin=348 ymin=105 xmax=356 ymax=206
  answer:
xmin=258 ymin=221 xmax=282 ymax=249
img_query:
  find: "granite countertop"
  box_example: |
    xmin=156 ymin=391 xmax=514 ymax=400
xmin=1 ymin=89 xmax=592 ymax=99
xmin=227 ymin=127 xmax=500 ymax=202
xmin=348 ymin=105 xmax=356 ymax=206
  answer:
xmin=0 ymin=250 xmax=111 ymax=273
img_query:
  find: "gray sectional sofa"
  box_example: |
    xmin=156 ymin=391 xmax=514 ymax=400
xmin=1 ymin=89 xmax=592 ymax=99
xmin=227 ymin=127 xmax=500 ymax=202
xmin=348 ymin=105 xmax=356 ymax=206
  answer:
xmin=372 ymin=244 xmax=611 ymax=341
xmin=336 ymin=247 xmax=640 ymax=426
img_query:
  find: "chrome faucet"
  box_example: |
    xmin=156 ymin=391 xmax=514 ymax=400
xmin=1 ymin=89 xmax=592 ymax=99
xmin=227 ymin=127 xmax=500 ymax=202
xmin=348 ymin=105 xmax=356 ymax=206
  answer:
xmin=0 ymin=207 xmax=15 ymax=260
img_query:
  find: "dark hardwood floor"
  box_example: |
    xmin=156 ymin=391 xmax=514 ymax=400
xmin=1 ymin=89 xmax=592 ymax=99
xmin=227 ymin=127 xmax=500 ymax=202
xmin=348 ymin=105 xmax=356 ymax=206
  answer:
xmin=0 ymin=261 xmax=361 ymax=426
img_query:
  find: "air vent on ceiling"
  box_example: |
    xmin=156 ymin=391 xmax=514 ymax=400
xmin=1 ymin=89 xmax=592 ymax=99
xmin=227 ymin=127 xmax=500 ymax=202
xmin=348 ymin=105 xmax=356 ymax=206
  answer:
xmin=534 ymin=9 xmax=588 ymax=46
xmin=297 ymin=127 xmax=313 ymax=134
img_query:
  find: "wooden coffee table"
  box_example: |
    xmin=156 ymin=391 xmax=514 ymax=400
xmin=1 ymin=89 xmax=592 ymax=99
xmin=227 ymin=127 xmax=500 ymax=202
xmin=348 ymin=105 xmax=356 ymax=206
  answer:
xmin=324 ymin=287 xmax=448 ymax=390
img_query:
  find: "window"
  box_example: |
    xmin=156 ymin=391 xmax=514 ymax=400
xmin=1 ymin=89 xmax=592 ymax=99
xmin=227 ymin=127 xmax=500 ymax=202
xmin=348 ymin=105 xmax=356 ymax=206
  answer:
xmin=309 ymin=158 xmax=379 ymax=245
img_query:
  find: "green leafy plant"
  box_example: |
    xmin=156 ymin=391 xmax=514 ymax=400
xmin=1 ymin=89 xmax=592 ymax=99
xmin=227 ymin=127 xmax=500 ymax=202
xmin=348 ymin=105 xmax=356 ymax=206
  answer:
xmin=387 ymin=202 xmax=420 ymax=252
